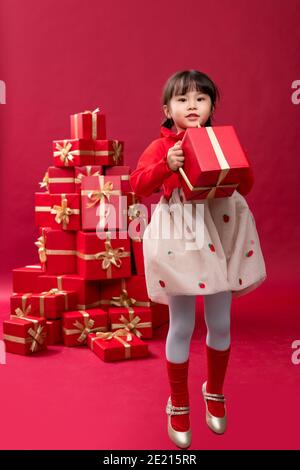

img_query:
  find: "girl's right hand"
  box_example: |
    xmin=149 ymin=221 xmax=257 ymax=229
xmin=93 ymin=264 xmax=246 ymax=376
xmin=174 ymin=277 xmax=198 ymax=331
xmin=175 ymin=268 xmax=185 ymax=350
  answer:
xmin=167 ymin=141 xmax=185 ymax=171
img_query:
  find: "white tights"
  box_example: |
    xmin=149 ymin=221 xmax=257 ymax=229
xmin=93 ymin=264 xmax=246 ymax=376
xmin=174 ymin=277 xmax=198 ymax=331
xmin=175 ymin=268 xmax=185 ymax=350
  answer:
xmin=165 ymin=291 xmax=232 ymax=363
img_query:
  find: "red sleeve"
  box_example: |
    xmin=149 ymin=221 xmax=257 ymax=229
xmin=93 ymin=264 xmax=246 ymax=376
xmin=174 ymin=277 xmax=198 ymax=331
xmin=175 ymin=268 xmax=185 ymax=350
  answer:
xmin=129 ymin=138 xmax=174 ymax=198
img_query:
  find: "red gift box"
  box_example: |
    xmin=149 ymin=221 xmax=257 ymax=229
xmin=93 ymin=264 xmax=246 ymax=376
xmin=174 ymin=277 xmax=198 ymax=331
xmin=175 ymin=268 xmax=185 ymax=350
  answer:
xmin=81 ymin=175 xmax=124 ymax=231
xmin=74 ymin=165 xmax=103 ymax=194
xmin=70 ymin=108 xmax=106 ymax=140
xmin=35 ymin=228 xmax=77 ymax=274
xmin=105 ymin=165 xmax=131 ymax=194
xmin=109 ymin=306 xmax=152 ymax=339
xmin=62 ymin=309 xmax=109 ymax=346
xmin=76 ymin=231 xmax=131 ymax=280
xmin=53 ymin=139 xmax=94 ymax=167
xmin=35 ymin=192 xmax=52 ymax=227
xmin=12 ymin=265 xmax=43 ymax=293
xmin=94 ymin=140 xmax=124 ymax=166
xmin=37 ymin=274 xmax=102 ymax=310
xmin=98 ymin=276 xmax=169 ymax=329
xmin=88 ymin=329 xmax=149 ymax=362
xmin=10 ymin=293 xmax=33 ymax=319
xmin=3 ymin=316 xmax=47 ymax=355
xmin=30 ymin=289 xmax=77 ymax=319
xmin=48 ymin=166 xmax=76 ymax=193
xmin=49 ymin=193 xmax=81 ymax=230
xmin=180 ymin=126 xmax=253 ymax=201
xmin=46 ymin=319 xmax=62 ymax=345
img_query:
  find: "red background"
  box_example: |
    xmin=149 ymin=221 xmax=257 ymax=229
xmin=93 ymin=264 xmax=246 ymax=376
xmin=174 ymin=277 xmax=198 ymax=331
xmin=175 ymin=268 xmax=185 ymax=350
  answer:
xmin=0 ymin=0 xmax=300 ymax=451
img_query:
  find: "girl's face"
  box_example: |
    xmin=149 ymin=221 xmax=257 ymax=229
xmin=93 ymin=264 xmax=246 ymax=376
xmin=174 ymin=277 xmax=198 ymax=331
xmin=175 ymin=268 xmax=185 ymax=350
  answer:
xmin=163 ymin=87 xmax=213 ymax=133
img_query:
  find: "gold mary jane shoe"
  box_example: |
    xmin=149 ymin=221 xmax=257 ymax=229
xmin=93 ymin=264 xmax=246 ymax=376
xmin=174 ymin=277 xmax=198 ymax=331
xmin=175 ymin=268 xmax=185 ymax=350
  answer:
xmin=202 ymin=381 xmax=227 ymax=434
xmin=165 ymin=397 xmax=192 ymax=449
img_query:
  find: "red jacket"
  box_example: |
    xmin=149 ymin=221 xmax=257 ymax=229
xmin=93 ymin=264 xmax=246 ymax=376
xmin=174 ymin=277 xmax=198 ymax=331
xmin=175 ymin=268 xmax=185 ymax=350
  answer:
xmin=129 ymin=125 xmax=254 ymax=201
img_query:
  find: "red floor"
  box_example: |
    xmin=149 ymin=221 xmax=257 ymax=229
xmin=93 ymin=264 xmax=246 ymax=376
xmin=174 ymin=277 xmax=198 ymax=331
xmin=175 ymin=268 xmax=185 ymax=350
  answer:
xmin=0 ymin=276 xmax=299 ymax=450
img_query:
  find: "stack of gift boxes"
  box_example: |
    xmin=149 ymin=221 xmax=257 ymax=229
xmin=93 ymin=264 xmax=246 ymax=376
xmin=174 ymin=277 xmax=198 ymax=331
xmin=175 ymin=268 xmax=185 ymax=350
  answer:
xmin=3 ymin=108 xmax=169 ymax=362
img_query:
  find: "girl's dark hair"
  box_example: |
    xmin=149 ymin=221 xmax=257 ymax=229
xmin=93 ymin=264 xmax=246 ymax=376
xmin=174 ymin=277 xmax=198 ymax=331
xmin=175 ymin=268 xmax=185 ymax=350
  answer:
xmin=161 ymin=69 xmax=220 ymax=129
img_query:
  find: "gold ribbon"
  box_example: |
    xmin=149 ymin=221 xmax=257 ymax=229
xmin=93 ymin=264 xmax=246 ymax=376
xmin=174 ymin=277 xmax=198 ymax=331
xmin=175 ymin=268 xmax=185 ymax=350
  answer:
xmin=34 ymin=231 xmax=77 ymax=265
xmin=39 ymin=288 xmax=69 ymax=317
xmin=50 ymin=194 xmax=80 ymax=229
xmin=179 ymin=127 xmax=239 ymax=199
xmin=11 ymin=293 xmax=32 ymax=319
xmin=90 ymin=328 xmax=132 ymax=359
xmin=112 ymin=140 xmax=123 ymax=165
xmin=55 ymin=141 xmax=74 ymax=166
xmin=98 ymin=279 xmax=151 ymax=309
xmin=4 ymin=321 xmax=46 ymax=353
xmin=75 ymin=166 xmax=100 ymax=184
xmin=39 ymin=171 xmax=49 ymax=190
xmin=63 ymin=310 xmax=107 ymax=344
xmin=83 ymin=107 xmax=100 ymax=139
xmin=111 ymin=306 xmax=152 ymax=338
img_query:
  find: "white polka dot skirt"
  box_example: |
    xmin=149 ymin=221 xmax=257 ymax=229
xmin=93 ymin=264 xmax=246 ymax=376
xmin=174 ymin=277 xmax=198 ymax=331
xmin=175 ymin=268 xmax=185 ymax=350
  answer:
xmin=142 ymin=188 xmax=267 ymax=305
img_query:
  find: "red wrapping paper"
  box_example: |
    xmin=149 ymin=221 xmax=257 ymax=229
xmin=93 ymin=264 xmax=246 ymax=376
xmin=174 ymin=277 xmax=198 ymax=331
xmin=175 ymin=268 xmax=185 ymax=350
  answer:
xmin=30 ymin=289 xmax=77 ymax=319
xmin=46 ymin=319 xmax=63 ymax=345
xmin=87 ymin=330 xmax=149 ymax=362
xmin=12 ymin=265 xmax=43 ymax=293
xmin=62 ymin=309 xmax=109 ymax=346
xmin=81 ymin=175 xmax=125 ymax=231
xmin=105 ymin=165 xmax=132 ymax=194
xmin=74 ymin=165 xmax=103 ymax=194
xmin=35 ymin=228 xmax=77 ymax=274
xmin=109 ymin=306 xmax=152 ymax=339
xmin=70 ymin=109 xmax=106 ymax=140
xmin=49 ymin=193 xmax=81 ymax=231
xmin=126 ymin=192 xmax=148 ymax=240
xmin=10 ymin=293 xmax=33 ymax=319
xmin=94 ymin=140 xmax=124 ymax=166
xmin=48 ymin=166 xmax=76 ymax=193
xmin=53 ymin=139 xmax=94 ymax=167
xmin=76 ymin=231 xmax=131 ymax=280
xmin=3 ymin=316 xmax=47 ymax=355
xmin=180 ymin=126 xmax=253 ymax=200
xmin=131 ymin=238 xmax=145 ymax=276
xmin=35 ymin=192 xmax=52 ymax=227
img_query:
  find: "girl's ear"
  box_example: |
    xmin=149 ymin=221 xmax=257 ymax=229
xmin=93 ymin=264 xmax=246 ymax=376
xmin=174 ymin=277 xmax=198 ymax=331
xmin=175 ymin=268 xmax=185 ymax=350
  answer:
xmin=163 ymin=104 xmax=171 ymax=119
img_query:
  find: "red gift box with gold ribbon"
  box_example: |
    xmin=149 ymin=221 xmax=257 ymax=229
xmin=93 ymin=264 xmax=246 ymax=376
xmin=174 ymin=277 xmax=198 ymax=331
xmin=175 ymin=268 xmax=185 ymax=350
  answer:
xmin=30 ymin=288 xmax=77 ymax=319
xmin=35 ymin=228 xmax=77 ymax=275
xmin=3 ymin=316 xmax=47 ymax=355
xmin=48 ymin=166 xmax=76 ymax=193
xmin=49 ymin=193 xmax=81 ymax=231
xmin=76 ymin=231 xmax=131 ymax=281
xmin=81 ymin=175 xmax=124 ymax=231
xmin=12 ymin=265 xmax=42 ymax=293
xmin=180 ymin=126 xmax=253 ymax=200
xmin=94 ymin=140 xmax=124 ymax=166
xmin=70 ymin=108 xmax=106 ymax=140
xmin=109 ymin=306 xmax=152 ymax=339
xmin=62 ymin=309 xmax=109 ymax=346
xmin=87 ymin=329 xmax=149 ymax=362
xmin=105 ymin=165 xmax=131 ymax=194
xmin=53 ymin=139 xmax=94 ymax=167
xmin=10 ymin=293 xmax=33 ymax=319
xmin=35 ymin=192 xmax=52 ymax=227
xmin=74 ymin=165 xmax=103 ymax=194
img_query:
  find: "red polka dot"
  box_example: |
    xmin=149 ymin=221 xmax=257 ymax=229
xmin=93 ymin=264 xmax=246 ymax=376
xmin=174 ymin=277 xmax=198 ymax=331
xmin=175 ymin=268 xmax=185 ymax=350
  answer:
xmin=239 ymin=278 xmax=243 ymax=285
xmin=245 ymin=250 xmax=254 ymax=257
xmin=208 ymin=243 xmax=215 ymax=252
xmin=159 ymin=280 xmax=166 ymax=288
xmin=223 ymin=214 xmax=230 ymax=223
xmin=199 ymin=282 xmax=206 ymax=289
xmin=250 ymin=240 xmax=255 ymax=245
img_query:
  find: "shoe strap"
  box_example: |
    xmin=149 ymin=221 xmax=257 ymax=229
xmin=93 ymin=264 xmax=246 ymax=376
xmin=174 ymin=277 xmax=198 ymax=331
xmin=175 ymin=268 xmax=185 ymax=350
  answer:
xmin=203 ymin=390 xmax=226 ymax=403
xmin=166 ymin=399 xmax=190 ymax=416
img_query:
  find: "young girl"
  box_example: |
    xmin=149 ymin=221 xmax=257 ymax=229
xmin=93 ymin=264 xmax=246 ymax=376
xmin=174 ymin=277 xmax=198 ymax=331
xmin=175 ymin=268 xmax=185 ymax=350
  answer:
xmin=129 ymin=70 xmax=267 ymax=449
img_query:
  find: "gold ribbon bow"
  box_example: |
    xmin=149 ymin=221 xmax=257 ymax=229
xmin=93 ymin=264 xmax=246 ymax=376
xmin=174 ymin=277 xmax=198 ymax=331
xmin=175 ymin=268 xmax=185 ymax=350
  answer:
xmin=128 ymin=204 xmax=147 ymax=222
xmin=27 ymin=324 xmax=47 ymax=352
xmin=110 ymin=288 xmax=137 ymax=308
xmin=75 ymin=166 xmax=100 ymax=184
xmin=73 ymin=317 xmax=95 ymax=343
xmin=87 ymin=180 xmax=114 ymax=208
xmin=35 ymin=233 xmax=47 ymax=264
xmin=94 ymin=240 xmax=127 ymax=278
xmin=112 ymin=140 xmax=122 ymax=165
xmin=39 ymin=171 xmax=49 ymax=190
xmin=91 ymin=328 xmax=133 ymax=359
xmin=55 ymin=141 xmax=74 ymax=166
xmin=83 ymin=107 xmax=100 ymax=114
xmin=14 ymin=305 xmax=32 ymax=318
xmin=51 ymin=196 xmax=74 ymax=229
xmin=111 ymin=307 xmax=152 ymax=339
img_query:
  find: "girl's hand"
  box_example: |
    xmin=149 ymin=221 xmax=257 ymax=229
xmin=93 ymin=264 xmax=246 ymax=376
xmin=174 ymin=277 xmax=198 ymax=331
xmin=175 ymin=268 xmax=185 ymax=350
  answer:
xmin=167 ymin=141 xmax=185 ymax=171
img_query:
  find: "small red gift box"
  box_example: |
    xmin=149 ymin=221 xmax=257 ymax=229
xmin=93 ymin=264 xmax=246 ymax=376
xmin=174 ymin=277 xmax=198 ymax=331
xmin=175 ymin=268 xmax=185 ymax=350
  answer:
xmin=105 ymin=165 xmax=131 ymax=194
xmin=48 ymin=166 xmax=76 ymax=193
xmin=88 ymin=329 xmax=149 ymax=362
xmin=37 ymin=274 xmax=102 ymax=309
xmin=74 ymin=165 xmax=103 ymax=194
xmin=10 ymin=293 xmax=33 ymax=319
xmin=3 ymin=316 xmax=47 ymax=355
xmin=53 ymin=139 xmax=94 ymax=167
xmin=46 ymin=319 xmax=62 ymax=345
xmin=12 ymin=265 xmax=42 ymax=293
xmin=76 ymin=231 xmax=131 ymax=280
xmin=62 ymin=309 xmax=109 ymax=346
xmin=35 ymin=192 xmax=52 ymax=227
xmin=180 ymin=126 xmax=253 ymax=201
xmin=30 ymin=289 xmax=77 ymax=319
xmin=108 ymin=306 xmax=152 ymax=339
xmin=81 ymin=175 xmax=124 ymax=231
xmin=35 ymin=228 xmax=77 ymax=274
xmin=94 ymin=140 xmax=124 ymax=166
xmin=70 ymin=108 xmax=106 ymax=140
xmin=49 ymin=193 xmax=81 ymax=230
